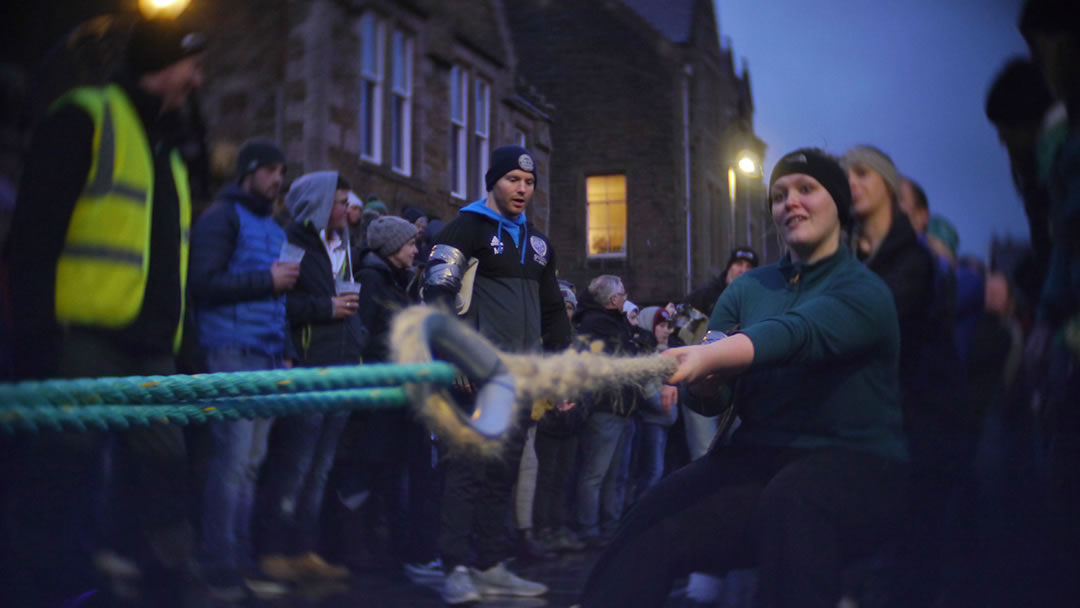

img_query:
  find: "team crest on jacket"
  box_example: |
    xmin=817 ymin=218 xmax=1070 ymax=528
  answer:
xmin=490 ymin=235 xmax=504 ymax=255
xmin=530 ymin=235 xmax=548 ymax=266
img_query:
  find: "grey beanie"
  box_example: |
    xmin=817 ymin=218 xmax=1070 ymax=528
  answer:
xmin=842 ymin=145 xmax=901 ymax=202
xmin=367 ymin=216 xmax=418 ymax=258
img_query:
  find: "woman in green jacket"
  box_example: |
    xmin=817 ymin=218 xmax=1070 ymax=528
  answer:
xmin=579 ymin=148 xmax=909 ymax=608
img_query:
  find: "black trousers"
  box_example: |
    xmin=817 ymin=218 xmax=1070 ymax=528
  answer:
xmin=438 ymin=423 xmax=527 ymax=570
xmin=580 ymin=444 xmax=908 ymax=608
xmin=533 ymin=431 xmax=579 ymax=532
xmin=2 ymin=330 xmax=194 ymax=607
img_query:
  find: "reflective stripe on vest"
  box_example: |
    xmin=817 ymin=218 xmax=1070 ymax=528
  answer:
xmin=53 ymin=84 xmax=191 ymax=352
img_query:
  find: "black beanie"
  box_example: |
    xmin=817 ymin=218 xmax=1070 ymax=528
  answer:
xmin=126 ymin=17 xmax=207 ymax=77
xmin=768 ymin=148 xmax=852 ymax=230
xmin=726 ymin=246 xmax=759 ymax=269
xmin=235 ymin=138 xmax=286 ymax=180
xmin=985 ymin=58 xmax=1054 ymax=126
xmin=485 ymin=145 xmax=536 ymax=191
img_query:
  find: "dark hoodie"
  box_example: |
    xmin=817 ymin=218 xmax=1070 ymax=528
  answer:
xmin=574 ymin=289 xmax=645 ymax=416
xmin=428 ymin=199 xmax=570 ymax=353
xmin=857 ymin=208 xmax=965 ymax=451
xmin=283 ymin=172 xmax=368 ymax=366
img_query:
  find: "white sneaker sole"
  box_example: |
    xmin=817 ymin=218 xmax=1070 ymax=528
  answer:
xmin=472 ymin=583 xmax=549 ymax=597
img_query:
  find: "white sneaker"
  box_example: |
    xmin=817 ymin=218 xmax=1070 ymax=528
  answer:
xmin=405 ymin=558 xmax=445 ymax=581
xmin=469 ymin=561 xmax=548 ymax=597
xmin=442 ymin=565 xmax=482 ymax=604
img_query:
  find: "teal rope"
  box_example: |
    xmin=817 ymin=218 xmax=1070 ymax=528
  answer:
xmin=0 ymin=387 xmax=412 ymax=434
xmin=0 ymin=362 xmax=457 ymax=407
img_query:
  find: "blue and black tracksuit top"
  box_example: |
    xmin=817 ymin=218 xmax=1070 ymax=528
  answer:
xmin=429 ymin=200 xmax=571 ymax=354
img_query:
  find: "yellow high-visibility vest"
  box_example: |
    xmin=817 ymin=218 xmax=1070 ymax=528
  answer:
xmin=52 ymin=84 xmax=191 ymax=352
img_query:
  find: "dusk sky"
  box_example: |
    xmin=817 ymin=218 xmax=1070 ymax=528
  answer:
xmin=716 ymin=0 xmax=1031 ymax=259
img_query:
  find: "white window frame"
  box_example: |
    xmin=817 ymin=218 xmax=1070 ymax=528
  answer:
xmin=474 ymin=80 xmax=491 ymax=197
xmin=390 ymin=29 xmax=413 ymax=176
xmin=359 ymin=12 xmax=386 ymax=164
xmin=450 ymin=65 xmax=469 ymax=199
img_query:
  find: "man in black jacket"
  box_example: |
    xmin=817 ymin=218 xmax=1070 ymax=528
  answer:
xmin=422 ymin=145 xmax=570 ymax=604
xmin=3 ymin=17 xmax=207 ymax=607
xmin=573 ymin=274 xmax=643 ymax=547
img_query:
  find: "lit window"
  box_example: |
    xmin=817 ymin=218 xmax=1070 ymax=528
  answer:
xmin=390 ymin=30 xmax=413 ymax=175
xmin=449 ymin=65 xmax=468 ymax=199
xmin=586 ymin=174 xmax=627 ymax=257
xmin=474 ymin=80 xmax=491 ymax=197
xmin=360 ymin=13 xmax=385 ymax=164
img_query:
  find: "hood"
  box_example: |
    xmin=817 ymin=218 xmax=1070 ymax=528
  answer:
xmin=219 ymin=183 xmax=273 ymax=216
xmin=461 ymin=200 xmax=528 ymax=262
xmin=285 ymin=171 xmax=339 ymax=231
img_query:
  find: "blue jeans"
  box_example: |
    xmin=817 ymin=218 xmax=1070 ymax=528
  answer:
xmin=576 ymin=411 xmax=633 ymax=538
xmin=201 ymin=347 xmax=281 ymax=575
xmin=260 ymin=412 xmax=349 ymax=555
xmin=681 ymin=404 xmax=720 ymax=460
xmin=633 ymin=422 xmax=669 ymax=502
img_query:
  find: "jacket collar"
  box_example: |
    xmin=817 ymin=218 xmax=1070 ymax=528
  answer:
xmin=860 ymin=206 xmax=919 ymax=268
xmin=777 ymin=243 xmax=852 ymax=288
xmin=219 ymin=184 xmax=273 ymax=216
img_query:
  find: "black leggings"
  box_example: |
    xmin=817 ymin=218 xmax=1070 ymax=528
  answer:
xmin=580 ymin=445 xmax=908 ymax=608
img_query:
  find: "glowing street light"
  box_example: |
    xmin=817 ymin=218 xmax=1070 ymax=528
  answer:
xmin=139 ymin=0 xmax=191 ymax=19
xmin=737 ymin=155 xmax=757 ymax=176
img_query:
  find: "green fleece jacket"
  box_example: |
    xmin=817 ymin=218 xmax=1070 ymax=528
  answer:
xmin=709 ymin=245 xmax=908 ymax=462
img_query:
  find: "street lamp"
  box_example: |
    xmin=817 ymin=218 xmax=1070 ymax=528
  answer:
xmin=735 ymin=150 xmax=761 ymax=249
xmin=139 ymin=0 xmax=192 ymax=19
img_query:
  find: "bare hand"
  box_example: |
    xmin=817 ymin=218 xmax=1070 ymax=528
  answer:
xmin=271 ymin=261 xmax=300 ymax=292
xmin=556 ymin=400 xmax=576 ymax=412
xmin=332 ymin=294 xmax=360 ymax=318
xmin=661 ymin=345 xmax=713 ymax=385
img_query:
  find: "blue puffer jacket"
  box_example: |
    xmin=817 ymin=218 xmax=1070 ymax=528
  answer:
xmin=190 ymin=185 xmax=290 ymax=356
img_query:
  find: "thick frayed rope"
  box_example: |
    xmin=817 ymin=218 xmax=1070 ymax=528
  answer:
xmin=391 ymin=306 xmax=677 ymax=458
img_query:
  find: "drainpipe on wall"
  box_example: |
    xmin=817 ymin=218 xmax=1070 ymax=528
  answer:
xmin=683 ymin=64 xmax=693 ymax=295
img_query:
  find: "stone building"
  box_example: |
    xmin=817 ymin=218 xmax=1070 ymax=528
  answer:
xmin=197 ymin=0 xmax=555 ymax=228
xmin=506 ymin=0 xmax=770 ymax=302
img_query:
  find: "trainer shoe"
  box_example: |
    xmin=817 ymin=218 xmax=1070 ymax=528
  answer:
xmin=469 ymin=561 xmax=548 ymax=597
xmin=405 ymin=558 xmax=445 ymax=581
xmin=259 ymin=554 xmax=303 ymax=582
xmin=442 ymin=565 xmax=481 ymax=604
xmin=293 ymin=552 xmax=350 ymax=581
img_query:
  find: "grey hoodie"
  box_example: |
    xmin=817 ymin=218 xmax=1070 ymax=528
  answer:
xmin=285 ymin=171 xmax=339 ymax=231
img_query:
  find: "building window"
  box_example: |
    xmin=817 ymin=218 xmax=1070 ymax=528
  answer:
xmin=586 ymin=174 xmax=627 ymax=257
xmin=390 ymin=30 xmax=413 ymax=175
xmin=360 ymin=13 xmax=385 ymax=164
xmin=449 ymin=65 xmax=468 ymax=199
xmin=474 ymin=80 xmax=491 ymax=197
xmin=515 ymin=129 xmax=526 ymax=148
